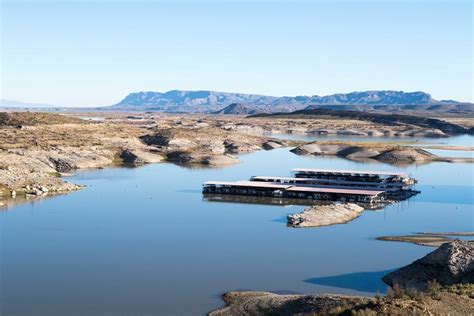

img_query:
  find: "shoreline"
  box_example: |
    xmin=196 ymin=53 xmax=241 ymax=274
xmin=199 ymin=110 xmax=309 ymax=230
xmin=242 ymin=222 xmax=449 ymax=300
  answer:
xmin=209 ymin=240 xmax=474 ymax=315
xmin=1 ymin=111 xmax=473 ymax=208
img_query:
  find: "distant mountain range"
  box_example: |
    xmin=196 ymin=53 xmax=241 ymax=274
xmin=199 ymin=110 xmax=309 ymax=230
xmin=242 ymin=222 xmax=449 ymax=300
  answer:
xmin=113 ymin=90 xmax=472 ymax=114
xmin=0 ymin=99 xmax=58 ymax=108
xmin=2 ymin=90 xmax=472 ymax=115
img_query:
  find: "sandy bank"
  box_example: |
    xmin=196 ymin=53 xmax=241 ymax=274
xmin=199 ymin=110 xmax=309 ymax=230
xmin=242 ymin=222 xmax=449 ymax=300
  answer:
xmin=377 ymin=232 xmax=474 ymax=247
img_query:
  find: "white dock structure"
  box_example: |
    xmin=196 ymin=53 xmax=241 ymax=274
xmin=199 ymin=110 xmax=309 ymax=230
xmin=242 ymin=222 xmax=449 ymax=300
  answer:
xmin=289 ymin=168 xmax=416 ymax=192
xmin=203 ymin=168 xmax=419 ymax=204
xmin=203 ymin=180 xmax=386 ymax=204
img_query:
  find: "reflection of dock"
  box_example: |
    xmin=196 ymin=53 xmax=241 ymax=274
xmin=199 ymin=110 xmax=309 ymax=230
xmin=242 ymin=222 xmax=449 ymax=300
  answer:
xmin=203 ymin=194 xmax=385 ymax=210
xmin=203 ymin=168 xmax=419 ymax=205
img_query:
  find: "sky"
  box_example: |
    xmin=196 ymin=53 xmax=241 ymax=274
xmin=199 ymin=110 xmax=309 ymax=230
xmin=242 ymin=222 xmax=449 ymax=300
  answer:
xmin=1 ymin=0 xmax=472 ymax=106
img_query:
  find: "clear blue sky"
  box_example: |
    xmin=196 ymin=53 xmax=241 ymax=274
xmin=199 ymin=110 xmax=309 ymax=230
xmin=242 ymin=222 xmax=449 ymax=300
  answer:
xmin=1 ymin=0 xmax=472 ymax=106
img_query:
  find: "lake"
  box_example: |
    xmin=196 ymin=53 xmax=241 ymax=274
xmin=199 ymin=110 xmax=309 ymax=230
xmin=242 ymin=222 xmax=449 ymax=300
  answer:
xmin=1 ymin=143 xmax=473 ymax=315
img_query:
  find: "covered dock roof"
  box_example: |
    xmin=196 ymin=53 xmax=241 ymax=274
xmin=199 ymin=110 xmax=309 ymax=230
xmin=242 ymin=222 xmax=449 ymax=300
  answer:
xmin=286 ymin=186 xmax=384 ymax=196
xmin=291 ymin=168 xmax=409 ymax=177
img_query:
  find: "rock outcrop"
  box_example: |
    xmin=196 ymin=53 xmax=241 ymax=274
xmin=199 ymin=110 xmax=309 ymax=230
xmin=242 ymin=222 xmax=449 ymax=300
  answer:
xmin=382 ymin=240 xmax=474 ymax=291
xmin=287 ymin=203 xmax=365 ymax=228
xmin=48 ymin=157 xmax=76 ymax=172
xmin=209 ymin=291 xmax=369 ymax=316
xmin=202 ymin=155 xmax=239 ymax=166
xmin=373 ymin=148 xmax=436 ymax=163
xmin=118 ymin=148 xmax=164 ymax=165
xmin=262 ymin=141 xmax=283 ymax=150
xmin=209 ymin=285 xmax=474 ymax=315
xmin=291 ymin=142 xmax=442 ymax=164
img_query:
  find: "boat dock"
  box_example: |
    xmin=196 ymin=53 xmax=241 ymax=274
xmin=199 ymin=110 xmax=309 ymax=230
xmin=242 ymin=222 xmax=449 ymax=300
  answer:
xmin=203 ymin=180 xmax=386 ymax=204
xmin=203 ymin=168 xmax=419 ymax=204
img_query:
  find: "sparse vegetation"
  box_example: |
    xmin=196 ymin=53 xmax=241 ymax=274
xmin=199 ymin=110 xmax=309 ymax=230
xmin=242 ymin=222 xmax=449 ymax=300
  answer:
xmin=0 ymin=111 xmax=84 ymax=126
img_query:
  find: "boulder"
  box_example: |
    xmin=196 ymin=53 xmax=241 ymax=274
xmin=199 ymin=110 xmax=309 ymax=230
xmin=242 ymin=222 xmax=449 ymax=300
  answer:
xmin=166 ymin=151 xmax=194 ymax=164
xmin=139 ymin=134 xmax=169 ymax=146
xmin=290 ymin=143 xmax=322 ymax=155
xmin=119 ymin=149 xmax=143 ymax=164
xmin=117 ymin=148 xmax=164 ymax=165
xmin=202 ymin=155 xmax=239 ymax=166
xmin=382 ymin=240 xmax=474 ymax=291
xmin=48 ymin=157 xmax=75 ymax=172
xmin=262 ymin=141 xmax=283 ymax=150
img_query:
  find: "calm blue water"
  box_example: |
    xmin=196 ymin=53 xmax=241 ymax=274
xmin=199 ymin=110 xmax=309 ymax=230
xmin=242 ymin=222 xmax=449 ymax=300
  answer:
xmin=426 ymin=149 xmax=473 ymax=158
xmin=1 ymin=148 xmax=473 ymax=315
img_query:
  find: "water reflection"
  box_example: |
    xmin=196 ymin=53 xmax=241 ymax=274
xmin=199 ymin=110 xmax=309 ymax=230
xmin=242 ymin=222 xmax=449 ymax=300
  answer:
xmin=203 ymin=194 xmax=386 ymax=210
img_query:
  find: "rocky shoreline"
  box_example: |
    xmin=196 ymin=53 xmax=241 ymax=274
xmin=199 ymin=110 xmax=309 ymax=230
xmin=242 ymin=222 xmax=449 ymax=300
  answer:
xmin=210 ymin=240 xmax=474 ymax=315
xmin=1 ymin=111 xmax=472 ymax=207
xmin=291 ymin=141 xmax=474 ymax=164
xmin=382 ymin=240 xmax=474 ymax=291
xmin=287 ymin=203 xmax=365 ymax=228
xmin=0 ymin=112 xmax=298 ymax=207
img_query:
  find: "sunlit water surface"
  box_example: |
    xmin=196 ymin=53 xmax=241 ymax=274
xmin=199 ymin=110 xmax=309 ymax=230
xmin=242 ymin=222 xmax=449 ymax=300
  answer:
xmin=1 ymin=141 xmax=473 ymax=315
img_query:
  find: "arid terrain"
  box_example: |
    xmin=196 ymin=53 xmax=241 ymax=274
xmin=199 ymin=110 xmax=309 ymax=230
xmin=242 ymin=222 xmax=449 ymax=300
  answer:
xmin=0 ymin=112 xmax=300 ymax=202
xmin=1 ymin=111 xmax=472 ymax=207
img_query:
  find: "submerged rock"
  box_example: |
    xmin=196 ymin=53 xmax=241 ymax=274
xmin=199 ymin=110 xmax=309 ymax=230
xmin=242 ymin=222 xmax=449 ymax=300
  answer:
xmin=287 ymin=203 xmax=365 ymax=228
xmin=382 ymin=240 xmax=474 ymax=291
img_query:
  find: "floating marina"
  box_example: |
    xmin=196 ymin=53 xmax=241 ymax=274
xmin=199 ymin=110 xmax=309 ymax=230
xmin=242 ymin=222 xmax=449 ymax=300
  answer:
xmin=203 ymin=168 xmax=419 ymax=204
